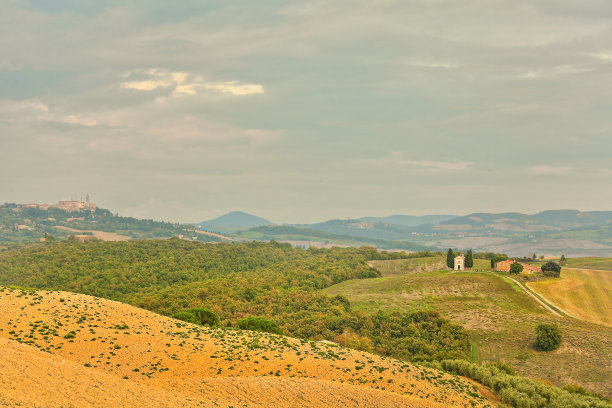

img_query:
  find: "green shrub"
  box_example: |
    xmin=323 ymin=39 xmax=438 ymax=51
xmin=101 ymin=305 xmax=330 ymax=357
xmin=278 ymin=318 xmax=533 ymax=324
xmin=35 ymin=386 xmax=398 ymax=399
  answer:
xmin=189 ymin=308 xmax=219 ymax=327
xmin=509 ymin=262 xmax=523 ymax=274
xmin=63 ymin=331 xmax=76 ymax=339
xmin=171 ymin=311 xmax=200 ymax=325
xmin=541 ymin=262 xmax=561 ymax=277
xmin=238 ymin=317 xmax=282 ymax=335
xmin=488 ymin=361 xmax=516 ymax=375
xmin=534 ymin=323 xmax=562 ymax=351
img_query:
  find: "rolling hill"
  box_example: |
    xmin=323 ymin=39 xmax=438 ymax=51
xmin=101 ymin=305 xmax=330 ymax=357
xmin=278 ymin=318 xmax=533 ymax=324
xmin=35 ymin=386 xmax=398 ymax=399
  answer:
xmin=527 ymin=267 xmax=612 ymax=326
xmin=0 ymin=287 xmax=496 ymax=407
xmin=0 ymin=241 xmax=609 ymax=407
xmin=324 ymin=257 xmax=612 ymax=397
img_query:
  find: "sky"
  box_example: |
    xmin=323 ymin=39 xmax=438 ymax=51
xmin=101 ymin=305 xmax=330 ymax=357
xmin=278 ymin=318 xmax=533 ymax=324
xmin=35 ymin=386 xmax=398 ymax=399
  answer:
xmin=1 ymin=0 xmax=611 ymax=224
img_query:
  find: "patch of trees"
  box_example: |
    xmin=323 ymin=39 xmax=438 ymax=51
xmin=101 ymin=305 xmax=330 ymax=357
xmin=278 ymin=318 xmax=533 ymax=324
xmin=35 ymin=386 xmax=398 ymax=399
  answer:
xmin=489 ymin=255 xmax=508 ymax=269
xmin=172 ymin=308 xmax=219 ymax=327
xmin=237 ymin=317 xmax=282 ymax=335
xmin=534 ymin=324 xmax=562 ymax=351
xmin=474 ymin=251 xmax=508 ymax=260
xmin=436 ymin=359 xmax=610 ymax=408
xmin=0 ymin=240 xmax=470 ymax=362
xmin=465 ymin=249 xmax=473 ymax=268
xmin=541 ymin=261 xmax=562 ymax=277
xmin=446 ymin=248 xmax=455 ymax=268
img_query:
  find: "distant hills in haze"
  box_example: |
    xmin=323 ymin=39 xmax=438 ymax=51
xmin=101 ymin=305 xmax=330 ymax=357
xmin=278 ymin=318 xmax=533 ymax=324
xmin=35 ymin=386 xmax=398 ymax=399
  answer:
xmin=197 ymin=211 xmax=273 ymax=232
xmin=4 ymin=203 xmax=612 ymax=257
xmin=358 ymin=214 xmax=456 ymax=226
xmin=203 ymin=209 xmax=612 ymax=257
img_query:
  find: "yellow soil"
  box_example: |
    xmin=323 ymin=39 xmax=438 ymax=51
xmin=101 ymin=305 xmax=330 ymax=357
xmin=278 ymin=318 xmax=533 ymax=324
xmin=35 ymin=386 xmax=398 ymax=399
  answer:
xmin=527 ymin=268 xmax=612 ymax=326
xmin=0 ymin=288 xmax=494 ymax=408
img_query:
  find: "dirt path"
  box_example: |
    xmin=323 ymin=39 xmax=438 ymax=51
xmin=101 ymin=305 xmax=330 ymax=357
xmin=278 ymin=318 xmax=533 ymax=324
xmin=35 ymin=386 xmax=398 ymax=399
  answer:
xmin=505 ymin=276 xmax=563 ymax=317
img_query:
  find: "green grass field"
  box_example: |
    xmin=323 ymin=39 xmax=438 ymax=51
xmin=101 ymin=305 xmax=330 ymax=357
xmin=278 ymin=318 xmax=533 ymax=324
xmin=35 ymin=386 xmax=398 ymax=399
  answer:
xmin=527 ymin=268 xmax=612 ymax=327
xmin=368 ymin=256 xmax=490 ymax=276
xmin=323 ymin=257 xmax=612 ymax=396
xmin=367 ymin=256 xmax=445 ymax=275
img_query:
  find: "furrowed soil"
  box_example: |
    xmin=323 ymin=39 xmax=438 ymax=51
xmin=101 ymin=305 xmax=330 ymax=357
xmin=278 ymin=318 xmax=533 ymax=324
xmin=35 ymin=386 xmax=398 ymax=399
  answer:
xmin=324 ymin=258 xmax=612 ymax=396
xmin=0 ymin=287 xmax=497 ymax=408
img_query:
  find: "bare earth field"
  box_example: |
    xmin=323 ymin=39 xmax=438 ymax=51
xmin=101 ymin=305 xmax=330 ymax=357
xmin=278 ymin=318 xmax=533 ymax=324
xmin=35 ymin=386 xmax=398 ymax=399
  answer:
xmin=55 ymin=226 xmax=130 ymax=241
xmin=325 ymin=259 xmax=612 ymax=396
xmin=0 ymin=287 xmax=497 ymax=408
xmin=527 ymin=268 xmax=612 ymax=327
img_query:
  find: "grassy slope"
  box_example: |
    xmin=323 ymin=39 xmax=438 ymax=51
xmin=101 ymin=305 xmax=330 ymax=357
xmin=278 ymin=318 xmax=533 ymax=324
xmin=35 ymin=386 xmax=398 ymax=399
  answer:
xmin=527 ymin=268 xmax=612 ymax=327
xmin=0 ymin=287 xmax=496 ymax=408
xmin=564 ymin=257 xmax=612 ymax=271
xmin=323 ymin=257 xmax=612 ymax=396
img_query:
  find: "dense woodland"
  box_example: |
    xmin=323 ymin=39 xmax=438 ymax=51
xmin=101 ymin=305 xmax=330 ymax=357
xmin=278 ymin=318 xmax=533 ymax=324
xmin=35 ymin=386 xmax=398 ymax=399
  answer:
xmin=0 ymin=239 xmax=468 ymax=362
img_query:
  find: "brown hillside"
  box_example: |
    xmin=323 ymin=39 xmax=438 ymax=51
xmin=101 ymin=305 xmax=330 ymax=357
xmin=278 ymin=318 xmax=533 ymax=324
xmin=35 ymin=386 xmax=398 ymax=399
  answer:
xmin=0 ymin=287 xmax=496 ymax=408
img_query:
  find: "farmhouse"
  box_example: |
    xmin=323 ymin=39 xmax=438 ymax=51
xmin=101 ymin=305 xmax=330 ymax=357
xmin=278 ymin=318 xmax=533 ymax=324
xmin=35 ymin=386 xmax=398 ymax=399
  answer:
xmin=496 ymin=260 xmax=540 ymax=274
xmin=454 ymin=255 xmax=465 ymax=271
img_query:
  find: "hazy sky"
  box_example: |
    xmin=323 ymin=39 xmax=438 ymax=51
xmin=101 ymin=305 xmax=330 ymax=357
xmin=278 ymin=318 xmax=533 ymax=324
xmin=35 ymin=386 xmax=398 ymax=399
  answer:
xmin=1 ymin=1 xmax=611 ymax=223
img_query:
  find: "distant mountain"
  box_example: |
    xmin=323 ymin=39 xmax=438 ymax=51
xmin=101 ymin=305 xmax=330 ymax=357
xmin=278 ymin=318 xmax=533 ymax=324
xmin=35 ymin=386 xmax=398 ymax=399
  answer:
xmin=198 ymin=211 xmax=273 ymax=232
xmin=358 ymin=214 xmax=456 ymax=226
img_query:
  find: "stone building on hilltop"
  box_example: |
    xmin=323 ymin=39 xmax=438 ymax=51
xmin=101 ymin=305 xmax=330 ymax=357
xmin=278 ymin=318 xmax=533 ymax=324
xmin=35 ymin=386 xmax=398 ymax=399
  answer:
xmin=454 ymin=255 xmax=465 ymax=271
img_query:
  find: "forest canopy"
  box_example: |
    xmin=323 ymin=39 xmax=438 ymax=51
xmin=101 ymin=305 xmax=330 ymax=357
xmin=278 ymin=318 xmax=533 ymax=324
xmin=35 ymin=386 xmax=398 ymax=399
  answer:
xmin=0 ymin=239 xmax=468 ymax=362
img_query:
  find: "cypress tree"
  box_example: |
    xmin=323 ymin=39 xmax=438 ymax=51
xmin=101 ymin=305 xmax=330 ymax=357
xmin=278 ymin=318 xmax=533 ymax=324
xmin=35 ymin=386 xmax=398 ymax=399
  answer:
xmin=446 ymin=248 xmax=455 ymax=268
xmin=465 ymin=249 xmax=473 ymax=268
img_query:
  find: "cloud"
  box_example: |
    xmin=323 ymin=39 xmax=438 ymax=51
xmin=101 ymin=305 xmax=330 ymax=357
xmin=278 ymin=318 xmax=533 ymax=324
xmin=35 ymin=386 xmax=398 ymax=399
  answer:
xmin=120 ymin=69 xmax=264 ymax=96
xmin=9 ymin=99 xmax=49 ymax=112
xmin=1 ymin=99 xmax=98 ymax=127
xmin=517 ymin=64 xmax=593 ymax=79
xmin=204 ymin=81 xmax=264 ymax=95
xmin=530 ymin=165 xmax=573 ymax=175
xmin=2 ymin=1 xmax=612 ymax=221
xmin=591 ymin=51 xmax=612 ymax=62
xmin=368 ymin=152 xmax=473 ymax=171
xmin=0 ymin=61 xmax=13 ymax=71
xmin=403 ymin=58 xmax=459 ymax=69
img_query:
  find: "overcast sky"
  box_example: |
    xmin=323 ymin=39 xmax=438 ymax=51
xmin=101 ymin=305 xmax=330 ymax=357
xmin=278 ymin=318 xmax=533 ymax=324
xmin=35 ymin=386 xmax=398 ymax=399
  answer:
xmin=1 ymin=1 xmax=611 ymax=223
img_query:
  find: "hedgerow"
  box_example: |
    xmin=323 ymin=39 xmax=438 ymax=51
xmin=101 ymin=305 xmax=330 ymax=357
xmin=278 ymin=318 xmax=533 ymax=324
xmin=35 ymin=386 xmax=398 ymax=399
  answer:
xmin=436 ymin=359 xmax=611 ymax=408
